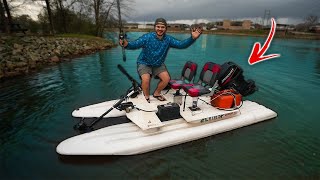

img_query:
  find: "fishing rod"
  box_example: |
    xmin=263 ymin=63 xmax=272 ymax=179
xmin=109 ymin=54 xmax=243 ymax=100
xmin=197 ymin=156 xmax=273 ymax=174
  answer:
xmin=117 ymin=0 xmax=126 ymax=62
xmin=117 ymin=64 xmax=141 ymax=98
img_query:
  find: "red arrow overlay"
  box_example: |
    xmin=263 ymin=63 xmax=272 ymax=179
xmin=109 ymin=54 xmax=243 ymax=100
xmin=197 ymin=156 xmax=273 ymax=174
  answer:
xmin=248 ymin=18 xmax=280 ymax=65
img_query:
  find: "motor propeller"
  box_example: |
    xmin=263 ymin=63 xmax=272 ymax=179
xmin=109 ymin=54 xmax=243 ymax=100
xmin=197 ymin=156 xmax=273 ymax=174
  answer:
xmin=73 ymin=118 xmax=93 ymax=133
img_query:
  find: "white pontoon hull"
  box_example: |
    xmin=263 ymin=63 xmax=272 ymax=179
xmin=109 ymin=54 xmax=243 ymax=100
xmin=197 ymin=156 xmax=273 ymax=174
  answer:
xmin=57 ymin=100 xmax=276 ymax=155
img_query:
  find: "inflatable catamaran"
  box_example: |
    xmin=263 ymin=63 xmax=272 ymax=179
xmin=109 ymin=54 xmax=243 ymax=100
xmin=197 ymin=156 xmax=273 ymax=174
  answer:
xmin=56 ymin=61 xmax=277 ymax=155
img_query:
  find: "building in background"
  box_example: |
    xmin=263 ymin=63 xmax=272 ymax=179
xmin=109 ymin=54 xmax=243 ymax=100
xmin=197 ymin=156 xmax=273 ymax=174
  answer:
xmin=167 ymin=24 xmax=190 ymax=31
xmin=309 ymin=25 xmax=320 ymax=33
xmin=137 ymin=24 xmax=154 ymax=29
xmin=218 ymin=20 xmax=252 ymax=30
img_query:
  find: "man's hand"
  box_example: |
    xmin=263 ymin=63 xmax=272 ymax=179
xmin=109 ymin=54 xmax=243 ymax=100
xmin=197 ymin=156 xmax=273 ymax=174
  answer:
xmin=119 ymin=39 xmax=128 ymax=47
xmin=191 ymin=26 xmax=203 ymax=40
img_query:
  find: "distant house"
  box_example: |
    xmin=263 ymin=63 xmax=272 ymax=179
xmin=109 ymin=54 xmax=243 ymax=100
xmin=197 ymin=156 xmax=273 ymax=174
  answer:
xmin=309 ymin=25 xmax=320 ymax=33
xmin=252 ymin=23 xmax=263 ymax=29
xmin=138 ymin=24 xmax=154 ymax=29
xmin=124 ymin=23 xmax=139 ymax=29
xmin=167 ymin=24 xmax=190 ymax=31
xmin=198 ymin=23 xmax=207 ymax=30
xmin=215 ymin=20 xmax=252 ymax=30
xmin=277 ymin=24 xmax=295 ymax=31
xmin=167 ymin=24 xmax=182 ymax=30
xmin=216 ymin=21 xmax=224 ymax=29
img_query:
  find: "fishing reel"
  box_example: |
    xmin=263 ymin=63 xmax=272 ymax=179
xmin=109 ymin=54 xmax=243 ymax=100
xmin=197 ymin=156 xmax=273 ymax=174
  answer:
xmin=130 ymin=90 xmax=140 ymax=98
xmin=125 ymin=83 xmax=141 ymax=98
xmin=119 ymin=32 xmax=127 ymax=40
xmin=116 ymin=102 xmax=134 ymax=113
xmin=131 ymin=82 xmax=142 ymax=98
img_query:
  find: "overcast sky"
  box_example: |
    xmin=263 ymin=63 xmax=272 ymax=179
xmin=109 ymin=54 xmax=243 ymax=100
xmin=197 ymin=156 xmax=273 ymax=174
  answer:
xmin=127 ymin=0 xmax=320 ymax=24
xmin=15 ymin=0 xmax=320 ymax=25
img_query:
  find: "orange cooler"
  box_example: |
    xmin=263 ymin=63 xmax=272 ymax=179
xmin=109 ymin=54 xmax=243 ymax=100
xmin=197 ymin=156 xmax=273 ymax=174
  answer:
xmin=211 ymin=90 xmax=242 ymax=109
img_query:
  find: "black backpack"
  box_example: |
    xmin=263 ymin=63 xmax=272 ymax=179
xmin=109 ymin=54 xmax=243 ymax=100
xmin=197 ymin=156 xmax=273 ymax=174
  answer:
xmin=218 ymin=61 xmax=257 ymax=96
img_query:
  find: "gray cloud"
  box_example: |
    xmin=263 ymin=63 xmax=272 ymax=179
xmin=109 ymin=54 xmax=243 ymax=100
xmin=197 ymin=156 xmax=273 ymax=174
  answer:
xmin=127 ymin=0 xmax=320 ymax=24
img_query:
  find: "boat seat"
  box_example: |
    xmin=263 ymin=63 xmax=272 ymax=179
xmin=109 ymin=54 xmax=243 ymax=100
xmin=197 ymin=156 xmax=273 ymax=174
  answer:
xmin=182 ymin=62 xmax=221 ymax=111
xmin=169 ymin=61 xmax=198 ymax=91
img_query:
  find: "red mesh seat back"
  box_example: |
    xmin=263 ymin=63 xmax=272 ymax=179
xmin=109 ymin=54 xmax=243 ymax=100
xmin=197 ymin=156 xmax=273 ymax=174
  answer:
xmin=169 ymin=61 xmax=197 ymax=89
xmin=181 ymin=61 xmax=198 ymax=82
xmin=197 ymin=62 xmax=221 ymax=87
xmin=182 ymin=62 xmax=221 ymax=97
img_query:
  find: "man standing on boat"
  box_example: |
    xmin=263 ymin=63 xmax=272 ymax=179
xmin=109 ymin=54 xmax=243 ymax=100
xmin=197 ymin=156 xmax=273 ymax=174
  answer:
xmin=119 ymin=18 xmax=202 ymax=102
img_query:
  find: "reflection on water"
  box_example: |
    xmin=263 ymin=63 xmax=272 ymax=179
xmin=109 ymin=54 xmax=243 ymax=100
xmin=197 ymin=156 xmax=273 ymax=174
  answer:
xmin=314 ymin=52 xmax=320 ymax=75
xmin=58 ymin=155 xmax=122 ymax=165
xmin=201 ymin=34 xmax=207 ymax=49
xmin=1 ymin=32 xmax=320 ymax=178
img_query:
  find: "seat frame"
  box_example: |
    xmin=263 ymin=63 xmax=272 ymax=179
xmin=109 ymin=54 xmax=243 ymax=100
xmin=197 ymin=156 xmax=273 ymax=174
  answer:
xmin=168 ymin=61 xmax=198 ymax=104
xmin=182 ymin=62 xmax=221 ymax=112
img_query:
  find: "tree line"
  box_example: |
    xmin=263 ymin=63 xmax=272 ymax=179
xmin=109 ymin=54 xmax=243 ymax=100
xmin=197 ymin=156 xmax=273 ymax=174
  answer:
xmin=0 ymin=0 xmax=133 ymax=36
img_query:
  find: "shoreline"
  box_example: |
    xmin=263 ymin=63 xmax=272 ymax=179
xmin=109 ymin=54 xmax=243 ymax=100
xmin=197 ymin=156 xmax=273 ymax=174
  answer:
xmin=121 ymin=29 xmax=320 ymax=40
xmin=1 ymin=29 xmax=319 ymax=81
xmin=0 ymin=35 xmax=116 ymax=81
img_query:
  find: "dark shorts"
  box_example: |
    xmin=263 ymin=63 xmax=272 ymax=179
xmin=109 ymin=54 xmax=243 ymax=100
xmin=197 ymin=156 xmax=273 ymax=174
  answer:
xmin=137 ymin=63 xmax=168 ymax=77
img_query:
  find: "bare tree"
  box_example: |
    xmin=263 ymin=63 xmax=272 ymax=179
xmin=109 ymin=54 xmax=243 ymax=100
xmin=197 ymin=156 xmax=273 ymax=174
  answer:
xmin=304 ymin=15 xmax=318 ymax=26
xmin=44 ymin=0 xmax=55 ymax=34
xmin=90 ymin=0 xmax=133 ymax=37
xmin=2 ymin=0 xmax=12 ymax=32
xmin=54 ymin=0 xmax=67 ymax=32
xmin=53 ymin=0 xmax=79 ymax=33
xmin=92 ymin=0 xmax=110 ymax=36
xmin=0 ymin=0 xmax=4 ymax=19
xmin=0 ymin=0 xmax=9 ymax=33
xmin=1 ymin=0 xmax=36 ymax=33
xmin=297 ymin=14 xmax=320 ymax=32
xmin=96 ymin=0 xmax=115 ymax=36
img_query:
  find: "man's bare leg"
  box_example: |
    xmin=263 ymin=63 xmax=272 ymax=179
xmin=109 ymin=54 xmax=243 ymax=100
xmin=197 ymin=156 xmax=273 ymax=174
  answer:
xmin=153 ymin=71 xmax=170 ymax=97
xmin=141 ymin=74 xmax=151 ymax=100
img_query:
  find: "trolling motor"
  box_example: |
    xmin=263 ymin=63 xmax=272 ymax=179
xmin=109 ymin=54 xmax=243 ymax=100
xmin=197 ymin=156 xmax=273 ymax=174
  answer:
xmin=74 ymin=65 xmax=141 ymax=133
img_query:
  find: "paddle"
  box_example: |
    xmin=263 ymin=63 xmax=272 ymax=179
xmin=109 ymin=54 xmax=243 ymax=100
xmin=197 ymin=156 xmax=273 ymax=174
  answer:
xmin=117 ymin=0 xmax=126 ymax=62
xmin=74 ymin=65 xmax=141 ymax=133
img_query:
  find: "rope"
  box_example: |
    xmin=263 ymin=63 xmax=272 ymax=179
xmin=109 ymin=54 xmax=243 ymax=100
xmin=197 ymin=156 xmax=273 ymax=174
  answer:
xmin=135 ymin=107 xmax=157 ymax=113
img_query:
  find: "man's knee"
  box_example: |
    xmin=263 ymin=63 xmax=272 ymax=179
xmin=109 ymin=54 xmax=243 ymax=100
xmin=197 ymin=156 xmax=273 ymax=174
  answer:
xmin=141 ymin=74 xmax=151 ymax=84
xmin=158 ymin=72 xmax=170 ymax=83
xmin=163 ymin=75 xmax=170 ymax=83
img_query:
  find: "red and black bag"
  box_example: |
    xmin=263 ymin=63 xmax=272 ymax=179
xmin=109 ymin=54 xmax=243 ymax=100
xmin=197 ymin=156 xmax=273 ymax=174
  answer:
xmin=211 ymin=89 xmax=242 ymax=109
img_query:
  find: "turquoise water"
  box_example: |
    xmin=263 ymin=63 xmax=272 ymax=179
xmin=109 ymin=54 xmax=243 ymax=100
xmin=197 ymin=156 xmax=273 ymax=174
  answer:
xmin=1 ymin=32 xmax=320 ymax=179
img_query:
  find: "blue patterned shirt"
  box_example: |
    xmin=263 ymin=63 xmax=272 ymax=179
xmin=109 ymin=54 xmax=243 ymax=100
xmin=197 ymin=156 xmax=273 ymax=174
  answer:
xmin=125 ymin=32 xmax=195 ymax=66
